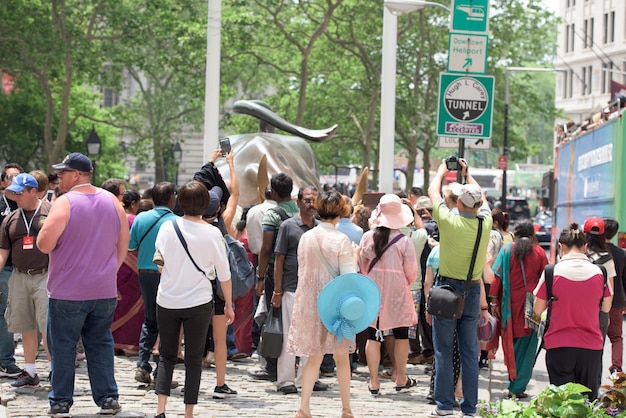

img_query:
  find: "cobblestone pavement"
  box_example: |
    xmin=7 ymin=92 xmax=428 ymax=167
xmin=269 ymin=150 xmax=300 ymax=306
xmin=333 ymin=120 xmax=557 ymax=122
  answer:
xmin=1 ymin=332 xmax=620 ymax=418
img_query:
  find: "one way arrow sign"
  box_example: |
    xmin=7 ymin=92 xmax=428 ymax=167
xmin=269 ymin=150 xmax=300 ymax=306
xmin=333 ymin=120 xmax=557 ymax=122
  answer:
xmin=438 ymin=136 xmax=492 ymax=149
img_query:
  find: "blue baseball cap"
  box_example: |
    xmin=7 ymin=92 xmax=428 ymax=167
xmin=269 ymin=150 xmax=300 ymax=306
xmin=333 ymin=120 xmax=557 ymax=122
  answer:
xmin=52 ymin=152 xmax=93 ymax=173
xmin=317 ymin=273 xmax=381 ymax=343
xmin=6 ymin=173 xmax=38 ymax=193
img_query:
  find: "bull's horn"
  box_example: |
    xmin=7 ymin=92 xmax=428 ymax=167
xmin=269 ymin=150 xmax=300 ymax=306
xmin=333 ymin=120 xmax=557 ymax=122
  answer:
xmin=351 ymin=167 xmax=368 ymax=205
xmin=233 ymin=100 xmax=338 ymax=142
xmin=257 ymin=154 xmax=269 ymax=203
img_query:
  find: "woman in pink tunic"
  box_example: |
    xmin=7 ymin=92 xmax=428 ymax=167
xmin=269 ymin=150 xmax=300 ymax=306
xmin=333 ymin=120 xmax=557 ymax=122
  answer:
xmin=287 ymin=191 xmax=356 ymax=418
xmin=359 ymin=194 xmax=418 ymax=395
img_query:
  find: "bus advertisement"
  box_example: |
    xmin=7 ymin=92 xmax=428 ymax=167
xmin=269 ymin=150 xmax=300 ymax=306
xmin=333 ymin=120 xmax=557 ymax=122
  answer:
xmin=554 ymin=110 xmax=626 ymax=250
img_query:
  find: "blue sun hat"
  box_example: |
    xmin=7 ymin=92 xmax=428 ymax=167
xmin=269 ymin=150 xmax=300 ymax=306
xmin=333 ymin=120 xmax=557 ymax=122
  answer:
xmin=317 ymin=273 xmax=381 ymax=343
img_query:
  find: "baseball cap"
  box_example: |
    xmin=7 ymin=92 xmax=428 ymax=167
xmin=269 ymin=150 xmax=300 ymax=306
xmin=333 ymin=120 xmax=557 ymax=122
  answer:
xmin=52 ymin=152 xmax=93 ymax=173
xmin=203 ymin=186 xmax=224 ymax=218
xmin=6 ymin=173 xmax=38 ymax=193
xmin=416 ymin=196 xmax=433 ymax=210
xmin=583 ymin=217 xmax=605 ymax=235
xmin=458 ymin=184 xmax=483 ymax=208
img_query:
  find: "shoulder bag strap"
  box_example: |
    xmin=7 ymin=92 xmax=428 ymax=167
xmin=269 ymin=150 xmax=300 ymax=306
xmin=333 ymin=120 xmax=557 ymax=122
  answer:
xmin=367 ymin=233 xmax=405 ymax=274
xmin=520 ymin=253 xmax=528 ymax=292
xmin=172 ymin=220 xmax=207 ymax=278
xmin=464 ymin=216 xmax=484 ymax=292
xmin=534 ymin=263 xmax=555 ymax=365
xmin=137 ymin=211 xmax=169 ymax=248
xmin=311 ymin=232 xmax=339 ymax=277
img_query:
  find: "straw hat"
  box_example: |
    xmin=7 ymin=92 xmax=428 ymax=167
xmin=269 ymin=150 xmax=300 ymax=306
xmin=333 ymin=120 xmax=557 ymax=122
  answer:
xmin=369 ymin=194 xmax=414 ymax=229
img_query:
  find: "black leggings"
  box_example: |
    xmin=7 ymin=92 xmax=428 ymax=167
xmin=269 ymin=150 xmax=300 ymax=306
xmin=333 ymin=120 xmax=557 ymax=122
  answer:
xmin=367 ymin=326 xmax=410 ymax=340
xmin=155 ymin=302 xmax=213 ymax=404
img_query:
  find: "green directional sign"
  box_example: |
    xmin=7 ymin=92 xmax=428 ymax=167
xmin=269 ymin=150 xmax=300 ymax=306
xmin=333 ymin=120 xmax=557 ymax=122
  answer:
xmin=436 ymin=73 xmax=495 ymax=139
xmin=452 ymin=0 xmax=489 ymax=33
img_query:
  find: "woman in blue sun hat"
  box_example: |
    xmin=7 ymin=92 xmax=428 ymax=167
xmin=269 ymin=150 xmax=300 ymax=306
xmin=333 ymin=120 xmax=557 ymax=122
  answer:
xmin=287 ymin=190 xmax=372 ymax=418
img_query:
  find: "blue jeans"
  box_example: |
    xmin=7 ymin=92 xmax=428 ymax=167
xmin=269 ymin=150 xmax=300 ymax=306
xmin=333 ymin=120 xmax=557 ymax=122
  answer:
xmin=137 ymin=271 xmax=161 ymax=373
xmin=47 ymin=298 xmax=118 ymax=407
xmin=226 ymin=323 xmax=238 ymax=356
xmin=432 ymin=280 xmax=481 ymax=415
xmin=0 ymin=267 xmax=15 ymax=367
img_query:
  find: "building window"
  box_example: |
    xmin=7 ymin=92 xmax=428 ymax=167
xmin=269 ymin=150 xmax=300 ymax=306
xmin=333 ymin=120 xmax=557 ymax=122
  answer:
xmin=563 ymin=72 xmax=568 ymax=99
xmin=569 ymin=69 xmax=574 ymax=98
xmin=102 ymin=88 xmax=119 ymax=108
xmin=604 ymin=13 xmax=609 ymax=44
xmin=610 ymin=11 xmax=615 ymax=43
xmin=582 ymin=67 xmax=587 ymax=95
xmin=602 ymin=63 xmax=607 ymax=94
xmin=590 ymin=18 xmax=594 ymax=46
xmin=587 ymin=65 xmax=592 ymax=95
xmin=571 ymin=24 xmax=575 ymax=51
xmin=584 ymin=20 xmax=588 ymax=48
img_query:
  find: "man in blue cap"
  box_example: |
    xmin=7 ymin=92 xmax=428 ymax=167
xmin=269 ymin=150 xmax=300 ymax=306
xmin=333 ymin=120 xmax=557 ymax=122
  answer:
xmin=0 ymin=173 xmax=52 ymax=386
xmin=38 ymin=152 xmax=129 ymax=416
xmin=0 ymin=163 xmax=25 ymax=380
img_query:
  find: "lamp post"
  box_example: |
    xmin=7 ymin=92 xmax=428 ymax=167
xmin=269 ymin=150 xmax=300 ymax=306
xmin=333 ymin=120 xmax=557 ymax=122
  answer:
xmin=501 ymin=67 xmax=567 ymax=210
xmin=379 ymin=0 xmax=451 ymax=193
xmin=86 ymin=126 xmax=101 ymax=184
xmin=172 ymin=141 xmax=183 ymax=186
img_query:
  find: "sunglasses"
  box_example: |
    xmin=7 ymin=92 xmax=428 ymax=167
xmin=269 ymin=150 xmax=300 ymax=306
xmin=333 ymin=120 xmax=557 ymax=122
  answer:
xmin=8 ymin=190 xmax=22 ymax=196
xmin=5 ymin=174 xmax=16 ymax=181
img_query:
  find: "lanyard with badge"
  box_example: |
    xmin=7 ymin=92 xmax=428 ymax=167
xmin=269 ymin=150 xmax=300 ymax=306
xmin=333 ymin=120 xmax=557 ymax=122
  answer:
xmin=20 ymin=200 xmax=42 ymax=250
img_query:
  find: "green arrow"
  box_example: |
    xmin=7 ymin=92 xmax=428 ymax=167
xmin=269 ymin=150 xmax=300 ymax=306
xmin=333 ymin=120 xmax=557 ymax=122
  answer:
xmin=462 ymin=58 xmax=473 ymax=69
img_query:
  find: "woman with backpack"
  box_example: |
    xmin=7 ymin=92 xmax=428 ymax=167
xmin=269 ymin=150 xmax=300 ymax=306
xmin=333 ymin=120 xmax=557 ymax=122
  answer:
xmin=533 ymin=223 xmax=612 ymax=400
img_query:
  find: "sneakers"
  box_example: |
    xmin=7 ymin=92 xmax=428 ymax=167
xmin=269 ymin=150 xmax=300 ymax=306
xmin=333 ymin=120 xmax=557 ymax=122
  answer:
xmin=408 ymin=353 xmax=435 ymax=365
xmin=426 ymin=407 xmax=456 ymax=417
xmin=99 ymin=397 xmax=122 ymax=415
xmin=0 ymin=363 xmax=23 ymax=378
xmin=212 ymin=383 xmax=238 ymax=399
xmin=47 ymin=401 xmax=71 ymax=417
xmin=134 ymin=367 xmax=151 ymax=384
xmin=478 ymin=357 xmax=489 ymax=369
xmin=11 ymin=371 xmax=40 ymax=387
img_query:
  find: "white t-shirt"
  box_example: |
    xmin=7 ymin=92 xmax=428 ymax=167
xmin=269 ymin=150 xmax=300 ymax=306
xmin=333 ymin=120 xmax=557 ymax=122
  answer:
xmin=155 ymin=218 xmax=231 ymax=309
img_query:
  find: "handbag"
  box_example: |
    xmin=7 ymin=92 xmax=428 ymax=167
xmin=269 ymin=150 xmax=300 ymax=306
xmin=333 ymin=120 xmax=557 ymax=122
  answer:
xmin=257 ymin=307 xmax=283 ymax=358
xmin=427 ymin=216 xmax=484 ymax=320
xmin=521 ymin=259 xmax=541 ymax=333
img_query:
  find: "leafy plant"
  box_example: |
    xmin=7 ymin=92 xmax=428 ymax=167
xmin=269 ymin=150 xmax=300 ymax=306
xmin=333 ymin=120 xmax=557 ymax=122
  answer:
xmin=597 ymin=371 xmax=626 ymax=416
xmin=477 ymin=382 xmax=623 ymax=417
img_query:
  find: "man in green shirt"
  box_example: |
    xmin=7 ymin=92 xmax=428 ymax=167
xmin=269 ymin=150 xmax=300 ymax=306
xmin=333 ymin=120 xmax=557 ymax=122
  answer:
xmin=427 ymin=159 xmax=491 ymax=418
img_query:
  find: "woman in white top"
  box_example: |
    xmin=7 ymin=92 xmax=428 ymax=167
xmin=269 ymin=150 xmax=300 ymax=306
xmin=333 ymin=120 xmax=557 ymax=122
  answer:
xmin=153 ymin=181 xmax=233 ymax=418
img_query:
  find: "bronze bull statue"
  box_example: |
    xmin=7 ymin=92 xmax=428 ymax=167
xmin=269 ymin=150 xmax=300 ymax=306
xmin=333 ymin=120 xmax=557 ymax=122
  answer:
xmin=213 ymin=100 xmax=337 ymax=207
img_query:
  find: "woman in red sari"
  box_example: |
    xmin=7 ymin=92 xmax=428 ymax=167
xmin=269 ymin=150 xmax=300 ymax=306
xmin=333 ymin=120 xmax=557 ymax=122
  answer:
xmin=112 ymin=190 xmax=144 ymax=355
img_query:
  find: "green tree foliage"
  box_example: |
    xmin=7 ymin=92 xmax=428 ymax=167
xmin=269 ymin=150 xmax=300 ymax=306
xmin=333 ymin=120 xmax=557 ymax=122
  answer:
xmin=101 ymin=0 xmax=208 ymax=182
xmin=0 ymin=0 xmax=110 ymax=168
xmin=221 ymin=0 xmax=558 ymax=192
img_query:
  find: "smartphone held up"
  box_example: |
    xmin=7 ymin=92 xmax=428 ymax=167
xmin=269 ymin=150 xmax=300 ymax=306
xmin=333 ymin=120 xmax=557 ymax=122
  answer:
xmin=219 ymin=137 xmax=231 ymax=157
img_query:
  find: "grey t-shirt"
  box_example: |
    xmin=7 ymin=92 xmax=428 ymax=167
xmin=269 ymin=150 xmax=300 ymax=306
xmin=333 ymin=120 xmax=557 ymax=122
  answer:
xmin=274 ymin=216 xmax=319 ymax=293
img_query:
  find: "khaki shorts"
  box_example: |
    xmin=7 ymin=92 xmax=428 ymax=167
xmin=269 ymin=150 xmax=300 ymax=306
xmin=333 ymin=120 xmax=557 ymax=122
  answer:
xmin=5 ymin=269 xmax=48 ymax=333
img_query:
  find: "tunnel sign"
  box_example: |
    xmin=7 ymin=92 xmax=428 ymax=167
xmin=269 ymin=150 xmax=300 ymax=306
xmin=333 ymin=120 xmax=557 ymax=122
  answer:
xmin=436 ymin=73 xmax=494 ymax=138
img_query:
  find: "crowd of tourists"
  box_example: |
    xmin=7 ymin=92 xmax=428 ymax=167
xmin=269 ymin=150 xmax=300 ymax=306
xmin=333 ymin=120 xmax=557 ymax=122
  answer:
xmin=0 ymin=153 xmax=624 ymax=418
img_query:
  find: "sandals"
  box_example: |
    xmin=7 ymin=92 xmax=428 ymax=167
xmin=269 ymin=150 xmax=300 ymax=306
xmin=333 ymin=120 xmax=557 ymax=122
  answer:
xmin=395 ymin=377 xmax=417 ymax=391
xmin=379 ymin=369 xmax=394 ymax=379
xmin=508 ymin=392 xmax=529 ymax=399
xmin=368 ymin=384 xmax=380 ymax=396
